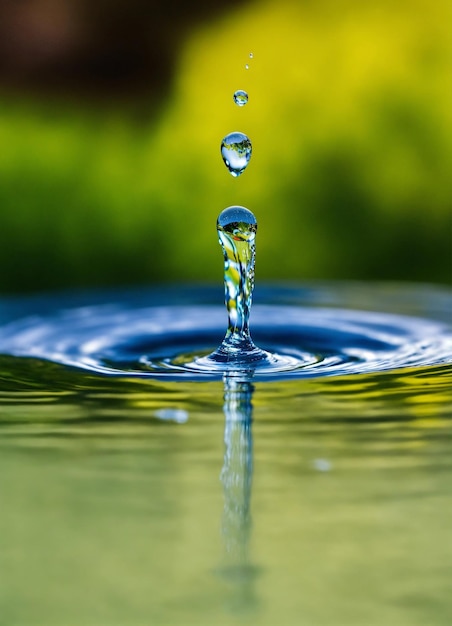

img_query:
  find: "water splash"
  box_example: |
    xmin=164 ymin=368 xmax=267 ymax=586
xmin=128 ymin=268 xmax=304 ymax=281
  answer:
xmin=215 ymin=207 xmax=257 ymax=350
xmin=207 ymin=207 xmax=271 ymax=366
xmin=220 ymin=132 xmax=252 ymax=177
xmin=233 ymin=90 xmax=249 ymax=107
xmin=0 ymin=284 xmax=451 ymax=380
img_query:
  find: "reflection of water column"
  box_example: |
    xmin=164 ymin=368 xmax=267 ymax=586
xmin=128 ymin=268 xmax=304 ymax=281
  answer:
xmin=220 ymin=373 xmax=258 ymax=611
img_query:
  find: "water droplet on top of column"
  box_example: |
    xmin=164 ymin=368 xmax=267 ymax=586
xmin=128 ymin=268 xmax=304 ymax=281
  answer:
xmin=217 ymin=205 xmax=257 ymax=240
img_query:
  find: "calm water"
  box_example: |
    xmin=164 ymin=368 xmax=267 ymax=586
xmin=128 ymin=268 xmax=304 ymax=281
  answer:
xmin=0 ymin=282 xmax=451 ymax=625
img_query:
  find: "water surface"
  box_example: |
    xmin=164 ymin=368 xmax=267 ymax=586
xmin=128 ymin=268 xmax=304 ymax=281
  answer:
xmin=0 ymin=282 xmax=451 ymax=625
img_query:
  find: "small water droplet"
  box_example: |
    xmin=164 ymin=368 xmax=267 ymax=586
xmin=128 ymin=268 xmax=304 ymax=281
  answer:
xmin=249 ymin=52 xmax=254 ymax=59
xmin=154 ymin=408 xmax=189 ymax=424
xmin=220 ymin=132 xmax=252 ymax=177
xmin=312 ymin=459 xmax=332 ymax=472
xmin=245 ymin=64 xmax=249 ymax=70
xmin=233 ymin=90 xmax=249 ymax=107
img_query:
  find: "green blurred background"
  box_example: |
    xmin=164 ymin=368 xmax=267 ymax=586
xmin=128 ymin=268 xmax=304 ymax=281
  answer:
xmin=0 ymin=0 xmax=450 ymax=294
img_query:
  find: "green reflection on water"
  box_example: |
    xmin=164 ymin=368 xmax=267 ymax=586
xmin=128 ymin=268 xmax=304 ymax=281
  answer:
xmin=0 ymin=363 xmax=451 ymax=625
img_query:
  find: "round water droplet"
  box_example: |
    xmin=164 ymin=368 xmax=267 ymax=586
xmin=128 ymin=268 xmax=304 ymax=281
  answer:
xmin=312 ymin=459 xmax=332 ymax=472
xmin=249 ymin=52 xmax=254 ymax=59
xmin=245 ymin=64 xmax=249 ymax=70
xmin=220 ymin=132 xmax=252 ymax=177
xmin=217 ymin=205 xmax=257 ymax=240
xmin=233 ymin=90 xmax=249 ymax=107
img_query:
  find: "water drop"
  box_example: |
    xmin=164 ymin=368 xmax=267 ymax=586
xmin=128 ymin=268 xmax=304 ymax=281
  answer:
xmin=233 ymin=90 xmax=249 ymax=107
xmin=312 ymin=459 xmax=332 ymax=472
xmin=220 ymin=132 xmax=252 ymax=177
xmin=249 ymin=52 xmax=254 ymax=59
xmin=245 ymin=64 xmax=249 ymax=70
xmin=154 ymin=408 xmax=189 ymax=424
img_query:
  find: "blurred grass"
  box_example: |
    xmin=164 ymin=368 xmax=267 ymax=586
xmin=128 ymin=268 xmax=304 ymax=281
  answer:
xmin=0 ymin=0 xmax=450 ymax=293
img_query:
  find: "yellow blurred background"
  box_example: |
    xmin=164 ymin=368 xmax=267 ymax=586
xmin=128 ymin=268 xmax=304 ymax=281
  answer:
xmin=0 ymin=0 xmax=450 ymax=293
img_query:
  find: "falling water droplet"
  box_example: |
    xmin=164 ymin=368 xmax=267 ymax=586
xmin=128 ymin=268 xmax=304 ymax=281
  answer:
xmin=220 ymin=132 xmax=252 ymax=177
xmin=233 ymin=90 xmax=249 ymax=107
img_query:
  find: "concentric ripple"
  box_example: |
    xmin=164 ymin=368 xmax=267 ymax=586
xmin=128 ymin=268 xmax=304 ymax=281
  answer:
xmin=0 ymin=284 xmax=450 ymax=381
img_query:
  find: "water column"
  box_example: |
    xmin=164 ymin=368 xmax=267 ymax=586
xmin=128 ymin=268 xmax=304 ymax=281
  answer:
xmin=208 ymin=206 xmax=270 ymax=366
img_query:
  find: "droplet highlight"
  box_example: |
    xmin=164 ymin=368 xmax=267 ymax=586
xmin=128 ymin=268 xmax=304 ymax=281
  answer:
xmin=245 ymin=64 xmax=249 ymax=70
xmin=249 ymin=52 xmax=254 ymax=59
xmin=220 ymin=132 xmax=252 ymax=177
xmin=233 ymin=90 xmax=249 ymax=107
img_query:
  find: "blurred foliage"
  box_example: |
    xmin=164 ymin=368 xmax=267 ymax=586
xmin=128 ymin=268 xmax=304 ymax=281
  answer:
xmin=0 ymin=0 xmax=246 ymax=98
xmin=0 ymin=0 xmax=450 ymax=293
